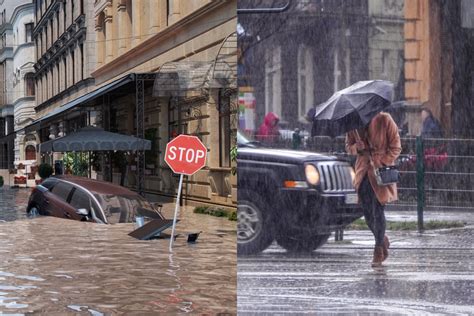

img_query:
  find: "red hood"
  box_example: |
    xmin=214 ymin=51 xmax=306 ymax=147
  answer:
xmin=263 ymin=112 xmax=279 ymax=127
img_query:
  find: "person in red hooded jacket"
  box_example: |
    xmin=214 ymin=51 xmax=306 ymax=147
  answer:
xmin=256 ymin=112 xmax=281 ymax=144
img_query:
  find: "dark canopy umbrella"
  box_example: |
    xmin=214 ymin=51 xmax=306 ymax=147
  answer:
xmin=311 ymin=80 xmax=394 ymax=137
xmin=39 ymin=126 xmax=151 ymax=152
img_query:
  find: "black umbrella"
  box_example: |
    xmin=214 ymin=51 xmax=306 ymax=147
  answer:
xmin=311 ymin=80 xmax=394 ymax=137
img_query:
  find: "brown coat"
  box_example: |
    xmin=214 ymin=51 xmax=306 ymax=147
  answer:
xmin=345 ymin=112 xmax=402 ymax=205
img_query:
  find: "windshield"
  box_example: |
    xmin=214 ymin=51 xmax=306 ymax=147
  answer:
xmin=237 ymin=131 xmax=260 ymax=147
xmin=94 ymin=194 xmax=161 ymax=224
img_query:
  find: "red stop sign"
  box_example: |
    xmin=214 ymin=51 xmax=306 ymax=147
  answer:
xmin=165 ymin=135 xmax=207 ymax=175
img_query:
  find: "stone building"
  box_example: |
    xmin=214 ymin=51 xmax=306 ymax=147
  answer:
xmin=29 ymin=0 xmax=96 ymax=145
xmin=0 ymin=0 xmax=35 ymax=177
xmin=90 ymin=0 xmax=237 ymax=208
xmin=238 ymin=0 xmax=370 ymax=132
xmin=368 ymin=0 xmax=405 ymax=101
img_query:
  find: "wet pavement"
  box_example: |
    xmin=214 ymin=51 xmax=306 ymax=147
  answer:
xmin=238 ymin=223 xmax=474 ymax=315
xmin=0 ymin=187 xmax=236 ymax=314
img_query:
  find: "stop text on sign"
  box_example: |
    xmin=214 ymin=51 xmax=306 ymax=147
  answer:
xmin=164 ymin=134 xmax=207 ymax=176
xmin=167 ymin=146 xmax=206 ymax=164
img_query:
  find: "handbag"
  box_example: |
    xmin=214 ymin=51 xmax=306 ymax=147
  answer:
xmin=355 ymin=129 xmax=400 ymax=186
xmin=373 ymin=164 xmax=400 ymax=186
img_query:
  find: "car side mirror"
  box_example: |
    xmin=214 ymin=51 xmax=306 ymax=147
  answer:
xmin=76 ymin=208 xmax=90 ymax=216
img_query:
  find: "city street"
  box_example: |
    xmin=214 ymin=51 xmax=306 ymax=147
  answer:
xmin=238 ymin=222 xmax=474 ymax=315
xmin=0 ymin=187 xmax=236 ymax=314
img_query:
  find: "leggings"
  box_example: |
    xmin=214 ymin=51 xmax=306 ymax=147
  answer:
xmin=359 ymin=176 xmax=386 ymax=246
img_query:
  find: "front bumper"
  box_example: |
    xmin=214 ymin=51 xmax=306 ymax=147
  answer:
xmin=276 ymin=188 xmax=363 ymax=235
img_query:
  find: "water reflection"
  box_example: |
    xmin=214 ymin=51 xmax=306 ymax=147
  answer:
xmin=0 ymin=193 xmax=236 ymax=314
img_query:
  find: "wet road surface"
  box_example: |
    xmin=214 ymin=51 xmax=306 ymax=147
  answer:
xmin=238 ymin=227 xmax=474 ymax=315
xmin=0 ymin=187 xmax=236 ymax=314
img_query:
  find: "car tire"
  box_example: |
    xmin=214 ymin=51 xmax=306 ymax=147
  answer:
xmin=276 ymin=233 xmax=330 ymax=253
xmin=237 ymin=189 xmax=274 ymax=255
xmin=27 ymin=204 xmax=41 ymax=216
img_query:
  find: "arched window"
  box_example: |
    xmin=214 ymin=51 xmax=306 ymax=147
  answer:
xmin=297 ymin=45 xmax=314 ymax=121
xmin=25 ymin=73 xmax=35 ymax=96
xmin=265 ymin=46 xmax=282 ymax=120
xmin=25 ymin=145 xmax=36 ymax=160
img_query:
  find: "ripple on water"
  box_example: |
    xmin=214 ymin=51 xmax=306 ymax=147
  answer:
xmin=0 ymin=205 xmax=236 ymax=314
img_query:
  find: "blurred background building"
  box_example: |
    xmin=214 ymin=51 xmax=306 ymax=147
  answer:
xmin=0 ymin=0 xmax=35 ymax=178
xmin=238 ymin=0 xmax=474 ymax=139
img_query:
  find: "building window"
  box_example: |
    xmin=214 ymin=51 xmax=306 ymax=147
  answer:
xmin=64 ymin=0 xmax=67 ymax=29
xmin=25 ymin=73 xmax=35 ymax=96
xmin=63 ymin=57 xmax=67 ymax=89
xmin=56 ymin=63 xmax=60 ymax=94
xmin=265 ymin=46 xmax=282 ymax=120
xmin=297 ymin=45 xmax=314 ymax=121
xmin=25 ymin=23 xmax=33 ymax=42
xmin=56 ymin=10 xmax=60 ymax=36
xmin=80 ymin=43 xmax=84 ymax=80
xmin=71 ymin=0 xmax=75 ymax=22
xmin=45 ymin=25 xmax=48 ymax=49
xmin=71 ymin=50 xmax=75 ymax=85
xmin=25 ymin=145 xmax=36 ymax=160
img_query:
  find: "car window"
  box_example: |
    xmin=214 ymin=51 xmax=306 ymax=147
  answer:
xmin=41 ymin=178 xmax=57 ymax=190
xmin=94 ymin=194 xmax=158 ymax=224
xmin=70 ymin=189 xmax=92 ymax=210
xmin=51 ymin=182 xmax=74 ymax=202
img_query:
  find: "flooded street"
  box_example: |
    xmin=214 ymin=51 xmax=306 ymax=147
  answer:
xmin=0 ymin=188 xmax=236 ymax=314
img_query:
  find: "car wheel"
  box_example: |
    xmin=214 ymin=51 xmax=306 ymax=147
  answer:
xmin=27 ymin=204 xmax=41 ymax=217
xmin=237 ymin=190 xmax=274 ymax=255
xmin=276 ymin=233 xmax=330 ymax=253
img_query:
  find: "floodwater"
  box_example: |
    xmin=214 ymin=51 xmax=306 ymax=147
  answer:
xmin=0 ymin=188 xmax=236 ymax=314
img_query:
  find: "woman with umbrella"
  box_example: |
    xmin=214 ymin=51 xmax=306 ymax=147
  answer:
xmin=312 ymin=80 xmax=401 ymax=267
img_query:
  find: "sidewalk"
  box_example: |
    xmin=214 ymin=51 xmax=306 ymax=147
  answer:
xmin=384 ymin=209 xmax=474 ymax=225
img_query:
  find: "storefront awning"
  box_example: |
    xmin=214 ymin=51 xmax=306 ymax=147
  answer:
xmin=38 ymin=126 xmax=151 ymax=152
xmin=25 ymin=73 xmax=137 ymax=133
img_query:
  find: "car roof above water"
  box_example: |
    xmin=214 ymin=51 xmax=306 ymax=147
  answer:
xmin=48 ymin=176 xmax=140 ymax=197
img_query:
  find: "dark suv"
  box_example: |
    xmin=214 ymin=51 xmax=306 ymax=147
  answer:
xmin=27 ymin=176 xmax=163 ymax=224
xmin=237 ymin=132 xmax=363 ymax=254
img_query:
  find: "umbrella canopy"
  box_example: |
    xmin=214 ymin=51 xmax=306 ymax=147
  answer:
xmin=311 ymin=80 xmax=394 ymax=137
xmin=39 ymin=126 xmax=151 ymax=153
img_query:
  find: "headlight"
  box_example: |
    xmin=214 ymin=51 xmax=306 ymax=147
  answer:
xmin=305 ymin=164 xmax=320 ymax=185
xmin=350 ymin=167 xmax=356 ymax=182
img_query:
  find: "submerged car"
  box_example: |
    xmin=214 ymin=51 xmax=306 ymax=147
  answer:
xmin=27 ymin=176 xmax=163 ymax=224
xmin=237 ymin=132 xmax=363 ymax=255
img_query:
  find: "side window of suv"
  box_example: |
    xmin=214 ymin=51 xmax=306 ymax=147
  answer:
xmin=69 ymin=189 xmax=91 ymax=211
xmin=70 ymin=190 xmax=106 ymax=223
xmin=51 ymin=182 xmax=74 ymax=202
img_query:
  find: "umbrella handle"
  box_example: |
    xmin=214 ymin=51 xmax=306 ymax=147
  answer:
xmin=354 ymin=130 xmax=361 ymax=143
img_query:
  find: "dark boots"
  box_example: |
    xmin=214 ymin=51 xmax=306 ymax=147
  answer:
xmin=371 ymin=246 xmax=385 ymax=267
xmin=383 ymin=235 xmax=390 ymax=261
xmin=372 ymin=235 xmax=390 ymax=266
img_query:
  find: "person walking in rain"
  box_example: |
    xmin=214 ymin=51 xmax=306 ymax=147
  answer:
xmin=345 ymin=112 xmax=402 ymax=266
xmin=256 ymin=112 xmax=281 ymax=144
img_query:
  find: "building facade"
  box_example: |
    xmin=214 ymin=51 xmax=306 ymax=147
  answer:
xmin=404 ymin=0 xmax=474 ymax=137
xmin=92 ymin=0 xmax=237 ymax=207
xmin=0 ymin=0 xmax=35 ymax=177
xmin=32 ymin=0 xmax=96 ymax=141
xmin=238 ymin=0 xmax=370 ymax=133
xmin=368 ymin=0 xmax=405 ymax=101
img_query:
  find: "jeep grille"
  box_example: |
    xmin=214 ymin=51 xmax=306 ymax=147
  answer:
xmin=317 ymin=162 xmax=355 ymax=192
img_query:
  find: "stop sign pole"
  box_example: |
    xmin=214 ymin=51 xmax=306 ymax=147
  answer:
xmin=164 ymin=134 xmax=207 ymax=251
